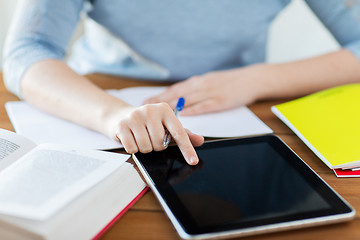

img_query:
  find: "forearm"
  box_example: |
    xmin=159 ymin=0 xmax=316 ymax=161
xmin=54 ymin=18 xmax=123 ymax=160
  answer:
xmin=146 ymin=49 xmax=360 ymax=116
xmin=259 ymin=49 xmax=360 ymax=100
xmin=21 ymin=59 xmax=130 ymax=139
xmin=20 ymin=59 xmax=203 ymax=164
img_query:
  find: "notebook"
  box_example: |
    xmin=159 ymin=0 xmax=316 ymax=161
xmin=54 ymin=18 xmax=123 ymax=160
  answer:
xmin=5 ymin=86 xmax=272 ymax=150
xmin=271 ymin=83 xmax=360 ymax=171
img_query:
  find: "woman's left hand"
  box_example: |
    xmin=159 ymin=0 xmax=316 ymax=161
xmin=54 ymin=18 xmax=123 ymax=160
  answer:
xmin=144 ymin=64 xmax=271 ymax=115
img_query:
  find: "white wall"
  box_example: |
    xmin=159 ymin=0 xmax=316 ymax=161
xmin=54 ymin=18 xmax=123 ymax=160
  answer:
xmin=0 ymin=0 xmax=340 ymax=69
xmin=267 ymin=0 xmax=339 ymax=63
xmin=0 ymin=0 xmax=19 ymax=68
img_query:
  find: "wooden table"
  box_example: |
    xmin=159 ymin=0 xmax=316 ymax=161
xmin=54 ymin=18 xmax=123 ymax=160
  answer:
xmin=1 ymin=73 xmax=359 ymax=240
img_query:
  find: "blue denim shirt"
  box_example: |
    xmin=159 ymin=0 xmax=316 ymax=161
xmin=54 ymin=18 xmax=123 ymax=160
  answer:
xmin=3 ymin=0 xmax=360 ymax=98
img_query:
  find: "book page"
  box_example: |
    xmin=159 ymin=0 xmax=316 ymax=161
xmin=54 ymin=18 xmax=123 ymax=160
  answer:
xmin=0 ymin=129 xmax=37 ymax=171
xmin=0 ymin=144 xmax=129 ymax=220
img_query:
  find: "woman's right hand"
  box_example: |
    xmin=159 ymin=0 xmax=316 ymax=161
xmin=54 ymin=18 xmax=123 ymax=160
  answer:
xmin=110 ymin=103 xmax=204 ymax=165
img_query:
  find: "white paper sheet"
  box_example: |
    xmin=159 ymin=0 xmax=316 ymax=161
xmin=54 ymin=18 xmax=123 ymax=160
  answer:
xmin=5 ymin=87 xmax=272 ymax=149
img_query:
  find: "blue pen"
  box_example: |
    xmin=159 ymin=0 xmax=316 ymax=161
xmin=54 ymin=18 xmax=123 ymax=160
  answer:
xmin=163 ymin=97 xmax=185 ymax=147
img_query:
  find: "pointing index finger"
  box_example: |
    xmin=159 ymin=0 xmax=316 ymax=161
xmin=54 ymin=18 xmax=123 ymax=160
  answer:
xmin=163 ymin=115 xmax=199 ymax=165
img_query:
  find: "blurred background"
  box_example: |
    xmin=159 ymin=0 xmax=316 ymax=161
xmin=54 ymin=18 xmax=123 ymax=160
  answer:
xmin=1 ymin=0 xmax=18 ymax=69
xmin=0 ymin=0 xmax=339 ymax=70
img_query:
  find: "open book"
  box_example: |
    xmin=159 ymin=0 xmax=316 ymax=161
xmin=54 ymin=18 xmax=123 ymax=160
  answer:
xmin=5 ymin=86 xmax=273 ymax=150
xmin=0 ymin=128 xmax=147 ymax=240
xmin=271 ymin=83 xmax=360 ymax=176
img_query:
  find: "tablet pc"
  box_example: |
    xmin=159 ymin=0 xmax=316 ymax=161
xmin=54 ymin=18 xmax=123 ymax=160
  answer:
xmin=133 ymin=135 xmax=355 ymax=239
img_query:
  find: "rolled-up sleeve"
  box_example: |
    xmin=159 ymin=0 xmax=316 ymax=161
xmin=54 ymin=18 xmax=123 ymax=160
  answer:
xmin=305 ymin=0 xmax=360 ymax=60
xmin=3 ymin=0 xmax=85 ymax=98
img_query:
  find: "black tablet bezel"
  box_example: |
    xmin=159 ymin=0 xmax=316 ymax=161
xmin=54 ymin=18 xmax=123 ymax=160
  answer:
xmin=134 ymin=135 xmax=354 ymax=237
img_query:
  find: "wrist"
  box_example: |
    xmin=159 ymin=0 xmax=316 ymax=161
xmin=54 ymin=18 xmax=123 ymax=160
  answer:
xmin=101 ymin=101 xmax=135 ymax=140
xmin=251 ymin=63 xmax=282 ymax=101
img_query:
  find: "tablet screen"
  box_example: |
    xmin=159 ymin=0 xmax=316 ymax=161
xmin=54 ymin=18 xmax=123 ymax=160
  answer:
xmin=134 ymin=135 xmax=353 ymax=236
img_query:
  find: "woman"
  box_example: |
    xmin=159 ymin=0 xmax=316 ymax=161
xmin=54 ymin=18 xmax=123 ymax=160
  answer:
xmin=3 ymin=0 xmax=360 ymax=165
